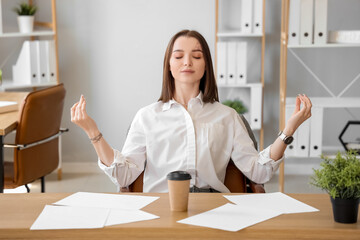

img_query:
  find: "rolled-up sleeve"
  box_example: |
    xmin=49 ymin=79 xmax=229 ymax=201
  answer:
xmin=231 ymin=114 xmax=284 ymax=184
xmin=98 ymin=109 xmax=147 ymax=188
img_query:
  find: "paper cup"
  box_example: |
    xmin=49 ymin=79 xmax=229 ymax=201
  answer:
xmin=167 ymin=171 xmax=191 ymax=211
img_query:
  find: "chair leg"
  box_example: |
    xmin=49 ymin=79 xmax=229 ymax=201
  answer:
xmin=41 ymin=176 xmax=45 ymax=193
xmin=25 ymin=184 xmax=30 ymax=193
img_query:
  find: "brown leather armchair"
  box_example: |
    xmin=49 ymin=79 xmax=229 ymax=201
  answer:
xmin=3 ymin=84 xmax=67 ymax=193
xmin=123 ymin=114 xmax=265 ymax=193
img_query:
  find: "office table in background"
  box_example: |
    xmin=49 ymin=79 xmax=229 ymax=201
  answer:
xmin=0 ymin=92 xmax=28 ymax=193
xmin=0 ymin=193 xmax=359 ymax=239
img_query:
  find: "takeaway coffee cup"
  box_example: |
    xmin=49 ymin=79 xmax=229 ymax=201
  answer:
xmin=167 ymin=171 xmax=192 ymax=211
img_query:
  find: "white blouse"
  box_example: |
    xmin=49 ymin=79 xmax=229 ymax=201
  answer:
xmin=98 ymin=93 xmax=283 ymax=193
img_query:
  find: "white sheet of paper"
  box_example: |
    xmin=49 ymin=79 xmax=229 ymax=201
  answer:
xmin=105 ymin=209 xmax=159 ymax=226
xmin=178 ymin=203 xmax=281 ymax=232
xmin=224 ymin=192 xmax=319 ymax=214
xmin=30 ymin=205 xmax=110 ymax=230
xmin=53 ymin=192 xmax=159 ymax=210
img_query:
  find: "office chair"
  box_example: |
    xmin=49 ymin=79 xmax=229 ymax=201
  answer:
xmin=3 ymin=84 xmax=67 ymax=193
xmin=122 ymin=115 xmax=265 ymax=193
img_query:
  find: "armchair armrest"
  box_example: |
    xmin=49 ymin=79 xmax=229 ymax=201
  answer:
xmin=247 ymin=179 xmax=266 ymax=193
xmin=4 ymin=128 xmax=69 ymax=150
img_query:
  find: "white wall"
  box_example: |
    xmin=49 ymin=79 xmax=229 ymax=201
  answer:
xmin=1 ymin=0 xmax=359 ymax=164
xmin=57 ymin=0 xmax=216 ymax=162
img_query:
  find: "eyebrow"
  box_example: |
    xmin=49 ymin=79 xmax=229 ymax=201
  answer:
xmin=172 ymin=49 xmax=203 ymax=53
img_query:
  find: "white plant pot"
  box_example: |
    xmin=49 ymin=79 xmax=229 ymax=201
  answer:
xmin=17 ymin=16 xmax=34 ymax=33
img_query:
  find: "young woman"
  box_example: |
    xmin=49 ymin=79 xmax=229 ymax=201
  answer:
xmin=71 ymin=30 xmax=312 ymax=193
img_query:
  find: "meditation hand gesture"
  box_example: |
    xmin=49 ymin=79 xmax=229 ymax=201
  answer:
xmin=284 ymin=94 xmax=312 ymax=135
xmin=70 ymin=95 xmax=100 ymax=139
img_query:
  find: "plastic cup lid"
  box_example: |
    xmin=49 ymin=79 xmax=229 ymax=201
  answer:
xmin=167 ymin=171 xmax=192 ymax=181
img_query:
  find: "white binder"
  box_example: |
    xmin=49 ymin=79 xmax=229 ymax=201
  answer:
xmin=216 ymin=42 xmax=227 ymax=86
xmin=250 ymin=85 xmax=262 ymax=129
xmin=288 ymin=0 xmax=301 ymax=45
xmin=236 ymin=42 xmax=247 ymax=85
xmin=37 ymin=41 xmax=48 ymax=83
xmin=241 ymin=0 xmax=253 ymax=34
xmin=309 ymin=107 xmax=323 ymax=157
xmin=314 ymin=0 xmax=328 ymax=45
xmin=12 ymin=41 xmax=39 ymax=85
xmin=46 ymin=40 xmax=57 ymax=83
xmin=227 ymin=42 xmax=236 ymax=85
xmin=285 ymin=105 xmax=296 ymax=157
xmin=295 ymin=116 xmax=310 ymax=157
xmin=300 ymin=0 xmax=314 ymax=45
xmin=253 ymin=0 xmax=263 ymax=35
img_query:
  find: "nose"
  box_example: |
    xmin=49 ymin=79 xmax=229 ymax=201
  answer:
xmin=184 ymin=55 xmax=192 ymax=67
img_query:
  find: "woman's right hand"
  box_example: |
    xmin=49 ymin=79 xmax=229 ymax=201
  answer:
xmin=71 ymin=95 xmax=100 ymax=139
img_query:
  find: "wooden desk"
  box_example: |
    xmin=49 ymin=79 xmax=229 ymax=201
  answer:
xmin=0 ymin=92 xmax=28 ymax=193
xmin=0 ymin=193 xmax=359 ymax=239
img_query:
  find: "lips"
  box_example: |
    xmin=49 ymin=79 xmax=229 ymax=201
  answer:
xmin=181 ymin=69 xmax=195 ymax=73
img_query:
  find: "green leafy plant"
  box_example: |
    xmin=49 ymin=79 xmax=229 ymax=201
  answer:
xmin=310 ymin=150 xmax=360 ymax=199
xmin=222 ymin=99 xmax=247 ymax=114
xmin=13 ymin=2 xmax=37 ymax=16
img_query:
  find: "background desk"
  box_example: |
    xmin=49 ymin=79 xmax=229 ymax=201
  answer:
xmin=0 ymin=92 xmax=28 ymax=193
xmin=0 ymin=193 xmax=359 ymax=239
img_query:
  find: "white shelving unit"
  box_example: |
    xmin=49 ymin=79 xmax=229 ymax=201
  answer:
xmin=0 ymin=0 xmax=62 ymax=180
xmin=288 ymin=43 xmax=360 ymax=49
xmin=279 ymin=0 xmax=360 ymax=192
xmin=0 ymin=30 xmax=54 ymax=38
xmin=215 ymin=0 xmax=266 ymax=149
xmin=0 ymin=79 xmax=57 ymax=91
xmin=0 ymin=0 xmax=59 ymax=90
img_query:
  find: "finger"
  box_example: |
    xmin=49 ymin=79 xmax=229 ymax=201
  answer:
xmin=294 ymin=94 xmax=301 ymax=113
xmin=81 ymin=98 xmax=87 ymax=116
xmin=71 ymin=102 xmax=79 ymax=121
xmin=303 ymin=94 xmax=312 ymax=109
xmin=302 ymin=94 xmax=312 ymax=117
xmin=77 ymin=100 xmax=84 ymax=120
xmin=71 ymin=102 xmax=79 ymax=109
xmin=304 ymin=97 xmax=312 ymax=119
xmin=75 ymin=100 xmax=82 ymax=120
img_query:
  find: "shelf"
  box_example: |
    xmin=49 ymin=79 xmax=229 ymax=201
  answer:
xmin=0 ymin=80 xmax=57 ymax=90
xmin=217 ymin=31 xmax=262 ymax=38
xmin=286 ymin=97 xmax=360 ymax=108
xmin=218 ymin=83 xmax=262 ymax=88
xmin=0 ymin=31 xmax=55 ymax=38
xmin=286 ymin=145 xmax=360 ymax=159
xmin=288 ymin=43 xmax=360 ymax=49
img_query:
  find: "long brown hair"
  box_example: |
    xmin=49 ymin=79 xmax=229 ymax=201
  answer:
xmin=158 ymin=30 xmax=219 ymax=103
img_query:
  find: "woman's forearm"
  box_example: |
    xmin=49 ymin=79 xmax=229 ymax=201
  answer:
xmin=90 ymin=134 xmax=115 ymax=167
xmin=71 ymin=95 xmax=114 ymax=166
xmin=270 ymin=127 xmax=293 ymax=161
xmin=270 ymin=94 xmax=312 ymax=161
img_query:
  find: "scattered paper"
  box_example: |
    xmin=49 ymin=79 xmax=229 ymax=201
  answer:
xmin=0 ymin=101 xmax=18 ymax=113
xmin=30 ymin=205 xmax=110 ymax=230
xmin=53 ymin=192 xmax=159 ymax=210
xmin=105 ymin=209 xmax=159 ymax=226
xmin=178 ymin=203 xmax=281 ymax=232
xmin=223 ymin=192 xmax=319 ymax=214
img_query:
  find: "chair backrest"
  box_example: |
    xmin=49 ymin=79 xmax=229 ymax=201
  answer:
xmin=13 ymin=84 xmax=66 ymax=186
xmin=127 ymin=114 xmax=262 ymax=193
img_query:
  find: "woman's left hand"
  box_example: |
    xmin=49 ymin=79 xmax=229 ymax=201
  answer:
xmin=283 ymin=94 xmax=312 ymax=136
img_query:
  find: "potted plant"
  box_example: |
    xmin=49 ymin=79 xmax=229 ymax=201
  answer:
xmin=222 ymin=99 xmax=247 ymax=115
xmin=310 ymin=150 xmax=360 ymax=223
xmin=13 ymin=2 xmax=37 ymax=33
